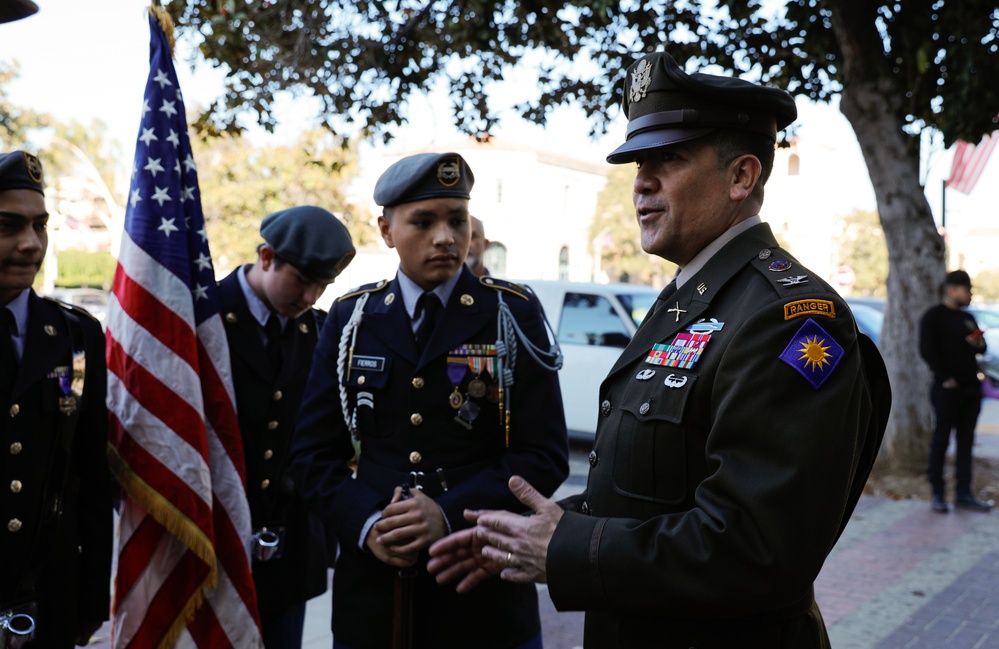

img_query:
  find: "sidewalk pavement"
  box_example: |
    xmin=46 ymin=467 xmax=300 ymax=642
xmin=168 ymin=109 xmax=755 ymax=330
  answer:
xmin=90 ymin=401 xmax=999 ymax=648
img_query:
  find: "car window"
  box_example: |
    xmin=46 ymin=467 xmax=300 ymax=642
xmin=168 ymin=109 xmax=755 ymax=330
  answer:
xmin=969 ymin=308 xmax=999 ymax=329
xmin=558 ymin=292 xmax=631 ymax=347
xmin=615 ymin=291 xmax=658 ymax=327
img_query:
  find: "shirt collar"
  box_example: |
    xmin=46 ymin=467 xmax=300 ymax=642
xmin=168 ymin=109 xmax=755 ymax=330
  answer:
xmin=237 ymin=264 xmax=286 ymax=328
xmin=396 ymin=268 xmax=462 ymax=319
xmin=676 ymin=215 xmax=762 ymax=289
xmin=5 ymin=288 xmax=30 ymax=337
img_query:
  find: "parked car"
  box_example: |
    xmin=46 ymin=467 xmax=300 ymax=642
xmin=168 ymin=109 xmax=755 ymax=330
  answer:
xmin=843 ymin=297 xmax=885 ymax=346
xmin=45 ymin=287 xmax=110 ymax=328
xmin=521 ymin=280 xmax=660 ymax=438
xmin=967 ymin=305 xmax=999 ymax=384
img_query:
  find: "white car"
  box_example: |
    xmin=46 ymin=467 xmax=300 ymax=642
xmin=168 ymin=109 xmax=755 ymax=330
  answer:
xmin=519 ymin=280 xmax=661 ymax=438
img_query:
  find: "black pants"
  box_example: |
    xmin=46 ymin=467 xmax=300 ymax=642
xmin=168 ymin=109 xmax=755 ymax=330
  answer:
xmin=927 ymin=383 xmax=981 ymax=497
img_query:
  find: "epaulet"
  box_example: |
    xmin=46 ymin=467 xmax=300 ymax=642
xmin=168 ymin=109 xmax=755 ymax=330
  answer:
xmin=749 ymin=248 xmax=811 ymax=297
xmin=335 ymin=279 xmax=390 ymax=303
xmin=42 ymin=296 xmax=101 ymax=325
xmin=480 ymin=276 xmax=530 ymax=300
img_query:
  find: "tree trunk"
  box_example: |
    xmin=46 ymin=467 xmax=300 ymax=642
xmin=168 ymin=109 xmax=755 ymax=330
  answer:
xmin=829 ymin=2 xmax=945 ymax=475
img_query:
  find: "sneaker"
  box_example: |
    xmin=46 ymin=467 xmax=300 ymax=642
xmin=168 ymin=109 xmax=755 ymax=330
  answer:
xmin=955 ymin=495 xmax=993 ymax=512
xmin=931 ymin=495 xmax=950 ymax=513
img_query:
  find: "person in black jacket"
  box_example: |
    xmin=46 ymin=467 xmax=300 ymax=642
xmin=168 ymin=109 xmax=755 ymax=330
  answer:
xmin=288 ymin=152 xmax=568 ymax=649
xmin=0 ymin=150 xmax=112 ymax=648
xmin=219 ymin=205 xmax=355 ymax=648
xmin=918 ymin=269 xmax=991 ymax=513
xmin=428 ymin=52 xmax=891 ymax=649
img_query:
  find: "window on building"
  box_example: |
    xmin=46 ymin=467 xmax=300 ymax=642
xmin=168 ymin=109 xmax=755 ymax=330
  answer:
xmin=484 ymin=241 xmax=506 ymax=276
xmin=558 ymin=246 xmax=569 ymax=280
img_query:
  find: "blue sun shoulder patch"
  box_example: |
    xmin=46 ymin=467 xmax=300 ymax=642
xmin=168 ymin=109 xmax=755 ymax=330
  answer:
xmin=779 ymin=318 xmax=845 ymax=390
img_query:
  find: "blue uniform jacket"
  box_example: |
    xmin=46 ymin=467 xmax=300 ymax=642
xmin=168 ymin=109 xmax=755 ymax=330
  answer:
xmin=289 ymin=266 xmax=569 ymax=649
xmin=218 ymin=270 xmax=329 ymax=614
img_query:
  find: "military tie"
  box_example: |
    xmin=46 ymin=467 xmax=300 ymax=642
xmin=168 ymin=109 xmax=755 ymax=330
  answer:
xmin=414 ymin=292 xmax=442 ymax=348
xmin=1 ymin=308 xmax=17 ymax=396
xmin=265 ymin=313 xmax=283 ymax=373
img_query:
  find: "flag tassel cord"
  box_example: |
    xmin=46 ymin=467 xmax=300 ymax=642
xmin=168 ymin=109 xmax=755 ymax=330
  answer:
xmin=149 ymin=3 xmax=176 ymax=55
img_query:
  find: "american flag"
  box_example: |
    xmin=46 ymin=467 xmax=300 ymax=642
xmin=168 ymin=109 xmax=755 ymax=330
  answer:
xmin=946 ymin=132 xmax=997 ymax=194
xmin=106 ymin=9 xmax=262 ymax=648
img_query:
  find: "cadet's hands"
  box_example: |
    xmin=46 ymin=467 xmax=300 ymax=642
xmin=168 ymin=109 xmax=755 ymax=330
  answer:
xmin=428 ymin=475 xmax=563 ymax=590
xmin=367 ymin=487 xmax=448 ymax=567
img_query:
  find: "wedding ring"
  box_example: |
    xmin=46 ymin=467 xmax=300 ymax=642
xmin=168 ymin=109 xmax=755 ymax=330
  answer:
xmin=506 ymin=551 xmax=513 ymax=566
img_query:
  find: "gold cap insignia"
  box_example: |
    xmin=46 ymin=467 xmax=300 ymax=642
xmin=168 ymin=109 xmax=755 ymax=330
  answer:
xmin=437 ymin=158 xmax=461 ymax=187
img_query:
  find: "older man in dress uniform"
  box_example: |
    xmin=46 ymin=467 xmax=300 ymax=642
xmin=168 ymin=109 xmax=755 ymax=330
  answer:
xmin=429 ymin=52 xmax=892 ymax=649
xmin=289 ymin=152 xmax=569 ymax=649
xmin=218 ymin=205 xmax=354 ymax=648
xmin=0 ymin=151 xmax=112 ymax=648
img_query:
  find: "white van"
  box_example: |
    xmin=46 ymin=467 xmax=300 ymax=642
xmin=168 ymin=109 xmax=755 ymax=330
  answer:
xmin=518 ymin=280 xmax=661 ymax=438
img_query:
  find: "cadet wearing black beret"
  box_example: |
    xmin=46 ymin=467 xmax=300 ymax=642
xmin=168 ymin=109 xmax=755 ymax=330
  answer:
xmin=428 ymin=51 xmax=891 ymax=649
xmin=2 ymin=150 xmax=113 ymax=647
xmin=217 ymin=205 xmax=354 ymax=648
xmin=289 ymin=151 xmax=568 ymax=649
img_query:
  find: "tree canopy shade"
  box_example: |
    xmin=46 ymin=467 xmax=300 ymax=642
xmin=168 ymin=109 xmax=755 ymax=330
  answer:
xmin=167 ymin=1 xmax=998 ymax=146
xmin=169 ymin=0 xmax=998 ymax=472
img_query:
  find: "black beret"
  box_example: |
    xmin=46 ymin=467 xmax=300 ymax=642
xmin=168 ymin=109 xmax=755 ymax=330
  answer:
xmin=0 ymin=151 xmax=45 ymax=195
xmin=0 ymin=0 xmax=38 ymax=24
xmin=260 ymin=206 xmax=356 ymax=282
xmin=944 ymin=270 xmax=972 ymax=288
xmin=607 ymin=51 xmax=798 ymax=164
xmin=373 ymin=152 xmax=474 ymax=208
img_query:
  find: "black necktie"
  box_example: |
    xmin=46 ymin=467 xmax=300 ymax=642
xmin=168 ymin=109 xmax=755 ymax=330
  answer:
xmin=265 ymin=314 xmax=283 ymax=373
xmin=1 ymin=308 xmax=18 ymax=394
xmin=414 ymin=293 xmax=442 ymax=348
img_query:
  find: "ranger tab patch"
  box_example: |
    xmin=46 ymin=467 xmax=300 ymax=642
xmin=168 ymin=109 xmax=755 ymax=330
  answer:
xmin=779 ymin=318 xmax=845 ymax=390
xmin=783 ymin=299 xmax=835 ymax=320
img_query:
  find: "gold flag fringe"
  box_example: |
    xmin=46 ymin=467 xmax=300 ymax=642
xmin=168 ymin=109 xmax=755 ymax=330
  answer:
xmin=108 ymin=445 xmax=219 ymax=649
xmin=149 ymin=3 xmax=176 ymax=55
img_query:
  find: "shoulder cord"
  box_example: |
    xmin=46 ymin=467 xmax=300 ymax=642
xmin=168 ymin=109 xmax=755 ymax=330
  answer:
xmin=494 ymin=292 xmax=563 ymax=445
xmin=337 ymin=292 xmax=369 ymax=441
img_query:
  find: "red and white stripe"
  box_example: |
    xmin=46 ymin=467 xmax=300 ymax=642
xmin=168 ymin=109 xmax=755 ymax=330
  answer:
xmin=947 ymin=132 xmax=997 ymax=194
xmin=107 ymin=230 xmax=261 ymax=648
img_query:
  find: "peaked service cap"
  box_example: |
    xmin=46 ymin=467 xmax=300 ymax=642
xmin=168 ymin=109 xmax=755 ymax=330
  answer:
xmin=374 ymin=152 xmax=474 ymax=208
xmin=607 ymin=51 xmax=798 ymax=164
xmin=0 ymin=0 xmax=38 ymax=24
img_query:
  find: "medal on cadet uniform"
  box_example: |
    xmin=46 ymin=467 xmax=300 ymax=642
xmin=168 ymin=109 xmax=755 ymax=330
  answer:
xmin=468 ymin=378 xmax=487 ymax=399
xmin=50 ymin=348 xmax=86 ymax=416
xmin=446 ymin=356 xmax=468 ymax=409
xmin=454 ymin=399 xmax=481 ymax=430
xmin=449 ymin=386 xmax=464 ymax=409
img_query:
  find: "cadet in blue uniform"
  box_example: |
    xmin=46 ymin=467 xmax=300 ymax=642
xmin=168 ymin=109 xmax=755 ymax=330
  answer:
xmin=288 ymin=152 xmax=569 ymax=649
xmin=0 ymin=151 xmax=112 ymax=647
xmin=429 ymin=52 xmax=892 ymax=649
xmin=218 ymin=205 xmax=355 ymax=648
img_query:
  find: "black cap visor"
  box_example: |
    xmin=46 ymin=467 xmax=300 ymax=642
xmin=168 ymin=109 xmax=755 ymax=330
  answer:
xmin=606 ymin=127 xmax=714 ymax=165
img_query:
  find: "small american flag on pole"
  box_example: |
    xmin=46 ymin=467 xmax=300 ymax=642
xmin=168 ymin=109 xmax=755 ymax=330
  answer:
xmin=946 ymin=132 xmax=997 ymax=194
xmin=106 ymin=7 xmax=262 ymax=648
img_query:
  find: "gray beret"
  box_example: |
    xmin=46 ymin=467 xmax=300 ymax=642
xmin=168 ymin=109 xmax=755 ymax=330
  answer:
xmin=0 ymin=0 xmax=38 ymax=24
xmin=260 ymin=206 xmax=356 ymax=281
xmin=373 ymin=152 xmax=474 ymax=208
xmin=607 ymin=51 xmax=798 ymax=164
xmin=0 ymin=151 xmax=45 ymax=194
